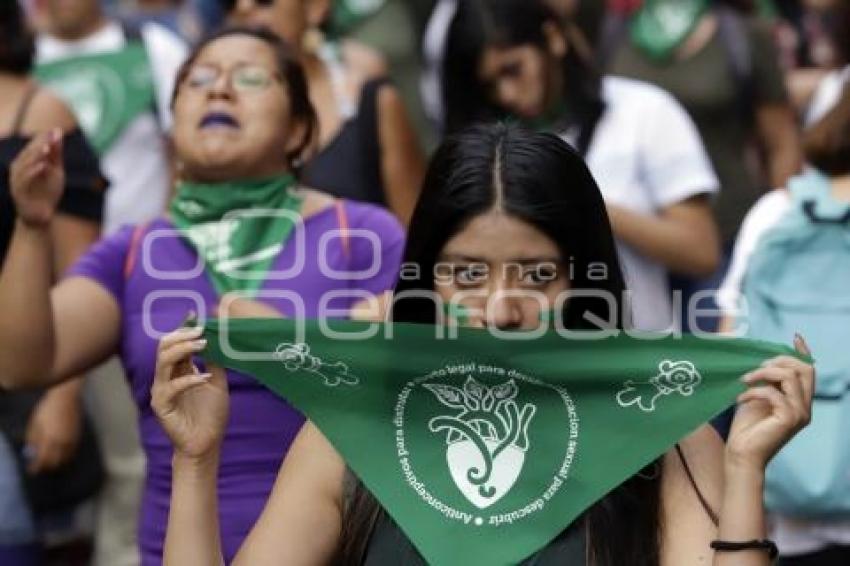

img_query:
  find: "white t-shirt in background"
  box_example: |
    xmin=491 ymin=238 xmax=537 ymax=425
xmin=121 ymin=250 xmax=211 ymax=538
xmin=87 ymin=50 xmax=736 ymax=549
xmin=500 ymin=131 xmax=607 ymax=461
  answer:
xmin=572 ymin=76 xmax=719 ymax=331
xmin=37 ymin=21 xmax=188 ymax=234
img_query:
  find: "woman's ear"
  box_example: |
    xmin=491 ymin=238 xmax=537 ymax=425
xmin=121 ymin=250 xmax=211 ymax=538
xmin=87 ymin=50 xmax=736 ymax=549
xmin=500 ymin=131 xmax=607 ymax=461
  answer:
xmin=542 ymin=21 xmax=568 ymax=58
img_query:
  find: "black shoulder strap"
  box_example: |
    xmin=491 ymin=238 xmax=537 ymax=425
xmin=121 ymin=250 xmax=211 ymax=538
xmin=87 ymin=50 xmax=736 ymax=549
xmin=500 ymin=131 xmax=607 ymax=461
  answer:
xmin=120 ymin=20 xmax=144 ymax=43
xmin=10 ymin=85 xmax=39 ymax=134
xmin=714 ymin=6 xmax=755 ymax=123
xmin=357 ymin=77 xmax=390 ymax=202
xmin=118 ymin=20 xmax=161 ymax=123
xmin=675 ymin=444 xmax=720 ymax=527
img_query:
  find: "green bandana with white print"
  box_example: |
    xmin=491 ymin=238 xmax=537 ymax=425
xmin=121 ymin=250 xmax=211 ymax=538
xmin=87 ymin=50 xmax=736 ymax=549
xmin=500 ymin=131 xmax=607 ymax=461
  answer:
xmin=200 ymin=317 xmax=804 ymax=565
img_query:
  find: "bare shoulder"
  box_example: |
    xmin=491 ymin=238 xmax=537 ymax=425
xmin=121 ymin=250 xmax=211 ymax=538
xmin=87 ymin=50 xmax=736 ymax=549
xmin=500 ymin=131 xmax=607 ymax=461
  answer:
xmin=21 ymin=89 xmax=78 ymax=134
xmin=341 ymin=39 xmax=388 ymax=84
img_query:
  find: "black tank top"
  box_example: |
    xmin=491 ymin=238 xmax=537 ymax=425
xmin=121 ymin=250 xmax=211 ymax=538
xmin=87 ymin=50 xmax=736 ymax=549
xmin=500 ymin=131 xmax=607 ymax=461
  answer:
xmin=301 ymin=78 xmax=388 ymax=206
xmin=0 ymin=86 xmax=105 ymax=261
xmin=361 ymin=511 xmax=587 ymax=565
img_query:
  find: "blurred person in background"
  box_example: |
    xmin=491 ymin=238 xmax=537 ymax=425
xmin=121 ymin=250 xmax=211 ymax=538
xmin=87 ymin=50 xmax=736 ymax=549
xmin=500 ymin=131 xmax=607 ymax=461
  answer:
xmin=324 ymin=0 xmax=436 ymax=151
xmin=120 ymin=0 xmax=202 ymax=42
xmin=31 ymin=1 xmax=188 ymax=565
xmin=224 ymin=0 xmax=426 ymax=224
xmin=772 ymin=0 xmax=848 ymax=113
xmin=716 ymin=82 xmax=850 ymax=566
xmin=605 ymin=0 xmax=803 ymax=332
xmin=797 ymin=0 xmax=850 ymax=125
xmin=0 ymin=26 xmax=405 ymax=565
xmin=424 ymin=0 xmax=722 ymax=333
xmin=0 ymin=2 xmax=106 ymax=565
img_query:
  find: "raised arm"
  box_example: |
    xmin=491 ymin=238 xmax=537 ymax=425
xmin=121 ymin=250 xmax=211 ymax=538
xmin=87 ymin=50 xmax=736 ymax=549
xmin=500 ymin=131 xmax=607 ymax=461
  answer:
xmin=0 ymin=132 xmax=120 ymax=388
xmin=607 ymin=195 xmax=720 ymax=277
xmin=660 ymin=337 xmax=814 ymax=565
xmin=376 ymin=84 xmax=426 ymax=226
xmin=154 ymin=328 xmax=345 ymax=566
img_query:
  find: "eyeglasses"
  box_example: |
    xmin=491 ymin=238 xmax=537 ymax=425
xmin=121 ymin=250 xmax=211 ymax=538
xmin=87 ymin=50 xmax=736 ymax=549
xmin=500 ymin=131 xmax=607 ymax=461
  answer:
xmin=184 ymin=63 xmax=282 ymax=92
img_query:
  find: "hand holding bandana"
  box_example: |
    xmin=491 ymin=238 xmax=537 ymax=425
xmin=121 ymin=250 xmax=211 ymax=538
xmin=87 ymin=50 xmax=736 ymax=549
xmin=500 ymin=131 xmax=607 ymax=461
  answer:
xmin=155 ymin=317 xmax=810 ymax=565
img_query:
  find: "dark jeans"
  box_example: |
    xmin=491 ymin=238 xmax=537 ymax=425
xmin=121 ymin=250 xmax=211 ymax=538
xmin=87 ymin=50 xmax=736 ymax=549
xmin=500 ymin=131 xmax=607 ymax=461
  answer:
xmin=778 ymin=545 xmax=850 ymax=566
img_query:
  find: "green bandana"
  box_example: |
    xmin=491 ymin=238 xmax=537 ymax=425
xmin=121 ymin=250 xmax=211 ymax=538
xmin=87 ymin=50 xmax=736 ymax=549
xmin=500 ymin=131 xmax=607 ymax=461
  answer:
xmin=200 ymin=318 xmax=800 ymax=565
xmin=35 ymin=43 xmax=155 ymax=155
xmin=631 ymin=0 xmax=710 ymax=62
xmin=170 ymin=176 xmax=303 ymax=297
xmin=329 ymin=0 xmax=387 ymax=37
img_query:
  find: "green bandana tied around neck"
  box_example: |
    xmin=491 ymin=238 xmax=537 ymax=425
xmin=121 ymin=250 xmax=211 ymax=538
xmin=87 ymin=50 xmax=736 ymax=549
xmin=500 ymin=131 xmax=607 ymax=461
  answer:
xmin=170 ymin=176 xmax=303 ymax=297
xmin=631 ymin=0 xmax=710 ymax=62
xmin=35 ymin=43 xmax=155 ymax=155
xmin=200 ymin=317 xmax=804 ymax=565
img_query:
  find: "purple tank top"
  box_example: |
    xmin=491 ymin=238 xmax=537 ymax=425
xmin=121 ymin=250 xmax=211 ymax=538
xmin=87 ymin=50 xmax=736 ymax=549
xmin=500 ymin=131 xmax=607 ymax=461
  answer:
xmin=68 ymin=201 xmax=405 ymax=564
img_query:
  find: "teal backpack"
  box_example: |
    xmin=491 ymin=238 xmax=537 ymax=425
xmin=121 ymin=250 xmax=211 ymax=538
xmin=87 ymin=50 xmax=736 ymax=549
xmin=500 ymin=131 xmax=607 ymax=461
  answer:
xmin=741 ymin=170 xmax=850 ymax=518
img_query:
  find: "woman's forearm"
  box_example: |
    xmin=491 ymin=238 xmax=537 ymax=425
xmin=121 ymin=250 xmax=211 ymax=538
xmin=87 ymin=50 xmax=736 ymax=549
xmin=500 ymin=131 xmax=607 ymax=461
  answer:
xmin=0 ymin=220 xmax=57 ymax=386
xmin=164 ymin=453 xmax=225 ymax=566
xmin=712 ymin=461 xmax=770 ymax=566
xmin=607 ymin=203 xmax=720 ymax=277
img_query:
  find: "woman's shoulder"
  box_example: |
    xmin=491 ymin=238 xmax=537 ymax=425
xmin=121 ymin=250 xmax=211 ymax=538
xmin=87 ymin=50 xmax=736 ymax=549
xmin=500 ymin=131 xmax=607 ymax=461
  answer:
xmin=18 ymin=88 xmax=78 ymax=135
xmin=340 ymin=40 xmax=389 ymax=86
xmin=299 ymin=188 xmax=404 ymax=236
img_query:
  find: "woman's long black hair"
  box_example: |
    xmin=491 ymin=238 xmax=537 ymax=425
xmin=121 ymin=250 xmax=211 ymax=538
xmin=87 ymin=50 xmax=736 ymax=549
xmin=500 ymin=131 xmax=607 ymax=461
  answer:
xmin=442 ymin=0 xmax=605 ymax=156
xmin=0 ymin=1 xmax=35 ymax=76
xmin=337 ymin=123 xmax=662 ymax=566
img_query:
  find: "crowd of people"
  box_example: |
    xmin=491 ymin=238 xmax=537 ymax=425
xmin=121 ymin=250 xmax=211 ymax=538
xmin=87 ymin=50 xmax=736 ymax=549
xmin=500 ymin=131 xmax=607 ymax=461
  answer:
xmin=0 ymin=1 xmax=846 ymax=565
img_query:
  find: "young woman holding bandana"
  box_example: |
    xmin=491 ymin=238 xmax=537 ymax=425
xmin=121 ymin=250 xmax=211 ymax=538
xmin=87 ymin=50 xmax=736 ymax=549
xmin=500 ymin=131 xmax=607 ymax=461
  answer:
xmin=0 ymin=27 xmax=405 ymax=565
xmin=154 ymin=123 xmax=814 ymax=566
xmin=223 ymin=0 xmax=426 ymax=224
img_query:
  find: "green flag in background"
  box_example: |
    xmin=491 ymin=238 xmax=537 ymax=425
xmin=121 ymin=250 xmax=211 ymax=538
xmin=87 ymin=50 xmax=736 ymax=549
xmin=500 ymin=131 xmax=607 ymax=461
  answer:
xmin=201 ymin=318 xmax=800 ymax=566
xmin=35 ymin=43 xmax=155 ymax=155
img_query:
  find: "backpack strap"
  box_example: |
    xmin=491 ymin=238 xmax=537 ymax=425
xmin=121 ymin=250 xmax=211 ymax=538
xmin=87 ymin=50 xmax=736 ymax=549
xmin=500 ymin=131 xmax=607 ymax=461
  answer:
xmin=335 ymin=200 xmax=352 ymax=262
xmin=120 ymin=20 xmax=144 ymax=43
xmin=123 ymin=222 xmax=149 ymax=280
xmin=714 ymin=6 xmax=755 ymax=123
xmin=789 ymin=171 xmax=850 ymax=226
xmin=119 ymin=20 xmax=161 ymax=124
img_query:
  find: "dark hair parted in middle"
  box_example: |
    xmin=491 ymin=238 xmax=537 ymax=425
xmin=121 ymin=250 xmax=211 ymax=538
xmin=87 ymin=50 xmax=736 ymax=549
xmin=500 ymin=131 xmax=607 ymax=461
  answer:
xmin=339 ymin=123 xmax=662 ymax=566
xmin=393 ymin=122 xmax=628 ymax=330
xmin=171 ymin=26 xmax=318 ymax=170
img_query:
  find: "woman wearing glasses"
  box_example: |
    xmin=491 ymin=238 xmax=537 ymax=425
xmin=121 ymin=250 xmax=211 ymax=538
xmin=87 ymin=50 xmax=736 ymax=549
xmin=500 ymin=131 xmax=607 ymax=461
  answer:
xmin=224 ymin=0 xmax=426 ymax=224
xmin=0 ymin=27 xmax=405 ymax=565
